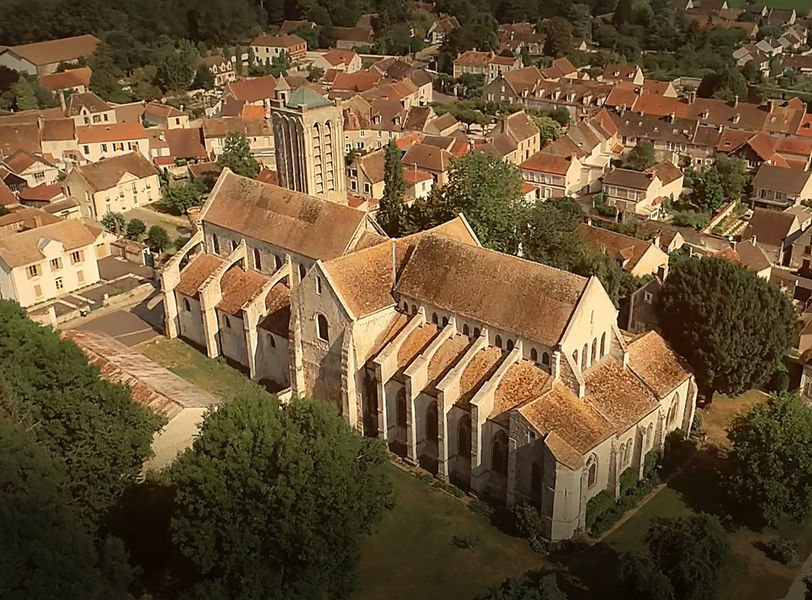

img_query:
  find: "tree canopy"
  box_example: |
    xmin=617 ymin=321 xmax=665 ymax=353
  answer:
xmin=726 ymin=393 xmax=812 ymax=526
xmin=624 ymin=141 xmax=656 ymax=171
xmin=476 ymin=574 xmax=567 ymax=600
xmin=170 ymin=393 xmax=393 ymax=599
xmin=656 ymin=256 xmax=797 ymax=395
xmin=618 ymin=552 xmax=675 ymax=600
xmin=217 ymin=132 xmax=259 ymax=178
xmin=0 ymin=301 xmax=163 ymax=524
xmin=645 ymin=514 xmax=728 ymax=600
xmin=0 ymin=418 xmax=133 ymax=600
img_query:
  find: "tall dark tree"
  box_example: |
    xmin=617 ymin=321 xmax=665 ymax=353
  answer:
xmin=217 ymin=131 xmax=259 ymax=178
xmin=171 ymin=394 xmax=393 ymax=599
xmin=689 ymin=166 xmax=725 ymax=213
xmin=0 ymin=301 xmax=163 ymax=524
xmin=476 ymin=574 xmax=567 ymax=600
xmin=618 ymin=552 xmax=675 ymax=600
xmin=0 ymin=418 xmax=133 ymax=600
xmin=624 ymin=141 xmax=655 ymax=171
xmin=656 ymin=257 xmax=798 ymax=396
xmin=727 ymin=393 xmax=812 ymax=526
xmin=377 ymin=140 xmax=408 ymax=236
xmin=645 ymin=515 xmax=728 ymax=600
xmin=541 ymin=17 xmax=574 ymax=57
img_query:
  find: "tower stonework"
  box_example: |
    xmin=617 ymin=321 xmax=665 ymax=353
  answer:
xmin=271 ymin=88 xmax=346 ymax=204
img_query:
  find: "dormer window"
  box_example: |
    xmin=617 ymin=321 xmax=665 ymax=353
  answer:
xmin=373 ymin=115 xmax=381 ymax=124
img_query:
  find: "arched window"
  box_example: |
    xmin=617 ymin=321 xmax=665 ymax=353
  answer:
xmin=431 ymin=312 xmax=438 ymax=324
xmin=183 ymin=298 xmax=190 ymax=312
xmin=618 ymin=442 xmax=626 ymax=465
xmin=667 ymin=393 xmax=680 ymax=426
xmin=396 ymin=388 xmax=407 ymax=428
xmin=212 ymin=234 xmax=220 ymax=254
xmin=316 ymin=314 xmax=329 ymax=342
xmin=495 ymin=335 xmax=503 ymax=348
xmin=268 ymin=333 xmax=276 ymax=348
xmin=601 ymin=331 xmax=607 ymax=356
xmin=582 ymin=343 xmax=589 ymax=368
xmin=463 ymin=323 xmax=470 ymax=336
xmin=530 ymin=348 xmax=538 ymax=362
xmin=274 ymin=254 xmax=282 ymax=270
xmin=492 ymin=430 xmax=508 ymax=476
xmin=411 ymin=304 xmax=418 ymax=315
xmin=542 ymin=352 xmax=550 ymax=366
xmin=646 ymin=423 xmax=654 ymax=448
xmin=298 ymin=264 xmax=306 ymax=281
xmin=592 ymin=339 xmax=598 ymax=364
xmin=572 ymin=349 xmax=579 ymax=367
xmin=426 ymin=401 xmax=438 ymax=443
xmin=224 ymin=316 xmax=231 ymax=328
xmin=623 ymin=440 xmax=632 ymax=464
xmin=587 ymin=455 xmax=598 ymax=488
xmin=253 ymin=247 xmax=262 ymax=270
xmin=458 ymin=414 xmax=471 ymax=457
xmin=442 ymin=316 xmax=449 ymax=327
xmin=507 ymin=339 xmax=514 ymax=350
xmin=474 ymin=327 xmax=481 ymax=337
xmin=403 ymin=302 xmax=409 ymax=312
xmin=531 ymin=461 xmax=542 ymax=499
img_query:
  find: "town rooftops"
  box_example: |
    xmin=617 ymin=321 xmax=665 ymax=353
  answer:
xmin=227 ymin=76 xmax=276 ymax=103
xmin=577 ymin=224 xmax=657 ymax=272
xmin=321 ymin=49 xmax=358 ymax=67
xmin=752 ymin=164 xmax=812 ymax=195
xmin=38 ymin=66 xmax=92 ymax=91
xmin=0 ymin=207 xmax=61 ymax=235
xmin=520 ymin=151 xmax=574 ymax=175
xmin=3 ymin=34 xmax=99 ymax=66
xmin=0 ymin=219 xmax=101 ymax=268
xmin=66 ymin=91 xmax=110 ymax=116
xmin=396 ymin=234 xmax=588 ymax=347
xmin=73 ymin=152 xmax=156 ymax=192
xmin=401 ymin=143 xmax=454 ymax=172
xmin=202 ymin=169 xmax=369 ymax=260
xmin=741 ymin=208 xmax=798 ymax=247
xmin=602 ymin=167 xmax=656 ymax=190
xmin=626 ymin=331 xmax=692 ymax=398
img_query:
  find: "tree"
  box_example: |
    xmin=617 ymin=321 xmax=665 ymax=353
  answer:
xmin=0 ymin=418 xmax=133 ymax=600
xmin=476 ymin=574 xmax=567 ymax=600
xmin=170 ymin=394 xmax=393 ymax=599
xmin=519 ymin=197 xmax=585 ymax=271
xmin=124 ymin=218 xmax=146 ymax=240
xmin=146 ymin=225 xmax=171 ymax=252
xmin=530 ymin=115 xmax=561 ymax=146
xmin=656 ymin=256 xmax=798 ymax=396
xmin=269 ymin=50 xmax=292 ymax=77
xmin=713 ymin=154 xmax=748 ymax=202
xmin=101 ymin=210 xmax=126 ymax=235
xmin=741 ymin=59 xmax=762 ymax=83
xmin=14 ymin=76 xmax=37 ymax=110
xmin=88 ymin=51 xmax=132 ymax=103
xmin=645 ymin=515 xmax=728 ymax=600
xmin=217 ymin=131 xmax=259 ymax=178
xmin=192 ymin=66 xmax=214 ymax=90
xmin=624 ymin=141 xmax=655 ymax=171
xmin=411 ymin=153 xmax=524 ymax=253
xmin=727 ymin=393 xmax=812 ymax=525
xmin=0 ymin=205 xmax=10 ymax=217
xmin=307 ymin=64 xmax=325 ymax=82
xmin=618 ymin=552 xmax=675 ymax=600
xmin=154 ymin=40 xmax=198 ymax=92
xmin=378 ymin=140 xmax=409 ymax=236
xmin=160 ymin=180 xmax=207 ymax=215
xmin=541 ymin=17 xmax=574 ymax=57
xmin=689 ymin=166 xmax=725 ymax=213
xmin=697 ymin=64 xmax=747 ymax=101
xmin=0 ymin=301 xmax=163 ymax=523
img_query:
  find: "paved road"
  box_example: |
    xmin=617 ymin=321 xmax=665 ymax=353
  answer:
xmin=74 ymin=293 xmax=165 ymax=347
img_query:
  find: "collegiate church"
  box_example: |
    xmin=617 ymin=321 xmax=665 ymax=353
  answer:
xmin=162 ymin=167 xmax=696 ymax=540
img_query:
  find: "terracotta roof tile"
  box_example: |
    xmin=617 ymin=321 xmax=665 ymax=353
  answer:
xmin=397 ymin=323 xmax=439 ymax=370
xmin=74 ymin=152 xmax=156 ymax=191
xmin=427 ymin=334 xmax=472 ymax=388
xmin=217 ymin=266 xmax=269 ymax=315
xmin=259 ymin=283 xmax=291 ymax=336
xmin=0 ymin=219 xmax=100 ymax=268
xmin=584 ymin=358 xmax=659 ymax=431
xmin=176 ymin=254 xmax=224 ymax=297
xmin=493 ymin=359 xmax=550 ymax=420
xmin=458 ymin=346 xmax=505 ymax=406
xmin=38 ymin=66 xmax=92 ymax=91
xmin=627 ymin=331 xmax=691 ymax=398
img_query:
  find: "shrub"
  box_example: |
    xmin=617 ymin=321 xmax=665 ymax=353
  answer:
xmin=469 ymin=499 xmax=495 ymax=519
xmin=125 ymin=218 xmax=146 ymax=240
xmin=451 ymin=534 xmax=478 ymax=549
xmin=644 ymin=451 xmax=661 ymax=479
xmin=512 ymin=502 xmax=550 ymax=553
xmin=765 ymin=537 xmax=797 ymax=565
xmin=619 ymin=468 xmax=640 ymax=497
xmin=586 ymin=490 xmax=615 ymax=528
xmin=691 ymin=413 xmax=704 ymax=434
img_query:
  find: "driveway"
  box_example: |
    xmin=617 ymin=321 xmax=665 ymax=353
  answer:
xmin=74 ymin=293 xmax=165 ymax=347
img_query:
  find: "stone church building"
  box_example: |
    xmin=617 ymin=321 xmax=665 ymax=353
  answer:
xmin=162 ymin=168 xmax=696 ymax=541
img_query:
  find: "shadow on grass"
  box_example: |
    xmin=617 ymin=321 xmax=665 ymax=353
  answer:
xmin=105 ymin=482 xmax=196 ymax=599
xmin=556 ymin=542 xmax=624 ymax=600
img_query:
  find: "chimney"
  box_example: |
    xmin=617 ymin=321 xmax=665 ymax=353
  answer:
xmin=33 ymin=216 xmax=42 ymax=228
xmin=688 ymin=90 xmax=697 ymax=104
xmin=668 ymin=112 xmax=675 ymax=123
xmin=59 ymin=90 xmax=66 ymax=113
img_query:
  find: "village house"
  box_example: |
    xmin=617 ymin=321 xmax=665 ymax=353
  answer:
xmin=1 ymin=150 xmax=60 ymax=187
xmin=310 ymin=49 xmax=362 ymax=74
xmin=601 ymin=162 xmax=684 ymax=222
xmin=222 ymin=76 xmax=278 ymax=119
xmin=601 ymin=64 xmax=645 ymax=85
xmin=332 ymin=26 xmax=375 ymax=50
xmin=578 ymin=224 xmax=669 ymax=278
xmin=251 ymin=33 xmax=307 ymax=64
xmin=741 ymin=207 xmax=807 ymax=265
xmin=62 ymin=152 xmax=159 ymax=219
xmin=198 ymin=54 xmax=237 ymax=87
xmin=477 ymin=111 xmax=540 ymax=165
xmin=713 ymin=239 xmax=773 ymax=280
xmin=520 ymin=152 xmax=582 ymax=199
xmin=144 ymin=103 xmax=189 ymax=130
xmin=65 ymin=91 xmax=117 ymax=126
xmin=76 ymin=123 xmax=150 ymax=163
xmin=38 ymin=66 xmax=92 ymax=95
xmin=0 ymin=218 xmax=104 ymax=306
xmin=750 ymin=164 xmax=812 ymax=210
xmin=453 ymin=51 xmax=522 ymax=82
xmin=202 ymin=116 xmax=273 ymax=160
xmin=346 ymin=148 xmax=433 ymax=204
xmin=40 ymin=118 xmax=79 ymax=167
xmin=401 ymin=142 xmax=455 ymax=185
xmin=0 ymin=34 xmax=99 ymax=75
xmin=426 ymin=16 xmax=460 ymax=44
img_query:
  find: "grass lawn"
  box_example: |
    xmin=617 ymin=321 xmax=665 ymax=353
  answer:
xmin=602 ymin=391 xmax=812 ymax=600
xmin=136 ymin=337 xmax=273 ymax=401
xmin=354 ymin=465 xmax=545 ymax=600
xmin=123 ymin=206 xmax=194 ymax=243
